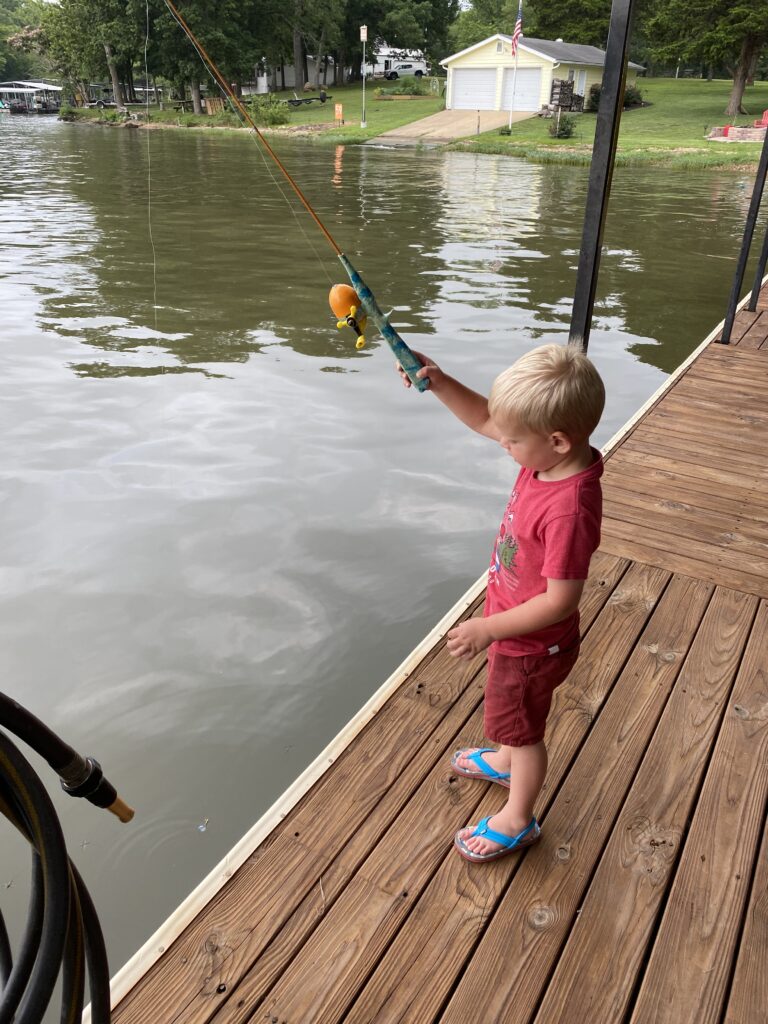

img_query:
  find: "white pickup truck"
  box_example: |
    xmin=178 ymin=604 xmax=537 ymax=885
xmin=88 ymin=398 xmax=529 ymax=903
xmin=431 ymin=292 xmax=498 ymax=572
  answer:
xmin=380 ymin=59 xmax=429 ymax=80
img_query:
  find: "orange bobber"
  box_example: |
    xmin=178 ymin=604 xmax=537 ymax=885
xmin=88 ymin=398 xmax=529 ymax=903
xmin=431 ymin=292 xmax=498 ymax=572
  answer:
xmin=328 ymin=283 xmax=367 ymax=347
xmin=328 ymin=283 xmax=360 ymax=320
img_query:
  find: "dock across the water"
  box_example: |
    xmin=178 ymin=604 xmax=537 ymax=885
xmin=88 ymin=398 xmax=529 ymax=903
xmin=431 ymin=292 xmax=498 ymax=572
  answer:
xmin=110 ymin=285 xmax=768 ymax=1024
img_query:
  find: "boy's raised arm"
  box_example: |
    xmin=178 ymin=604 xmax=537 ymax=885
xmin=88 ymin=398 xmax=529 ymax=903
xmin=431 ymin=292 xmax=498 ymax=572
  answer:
xmin=396 ymin=353 xmax=501 ymax=440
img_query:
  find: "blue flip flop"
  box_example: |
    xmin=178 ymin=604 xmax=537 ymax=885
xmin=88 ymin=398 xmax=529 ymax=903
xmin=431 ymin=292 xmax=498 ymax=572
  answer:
xmin=454 ymin=816 xmax=541 ymax=863
xmin=450 ymin=748 xmax=511 ymax=789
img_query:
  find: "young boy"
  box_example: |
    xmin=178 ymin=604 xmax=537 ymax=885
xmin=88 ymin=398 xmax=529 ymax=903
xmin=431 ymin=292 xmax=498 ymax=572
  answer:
xmin=398 ymin=344 xmax=605 ymax=863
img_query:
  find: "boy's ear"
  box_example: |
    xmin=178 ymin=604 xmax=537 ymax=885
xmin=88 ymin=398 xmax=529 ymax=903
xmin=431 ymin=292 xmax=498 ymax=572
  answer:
xmin=551 ymin=431 xmax=572 ymax=454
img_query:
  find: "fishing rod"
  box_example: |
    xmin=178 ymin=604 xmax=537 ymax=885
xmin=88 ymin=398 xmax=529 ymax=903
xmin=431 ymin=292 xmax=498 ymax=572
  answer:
xmin=162 ymin=0 xmax=429 ymax=391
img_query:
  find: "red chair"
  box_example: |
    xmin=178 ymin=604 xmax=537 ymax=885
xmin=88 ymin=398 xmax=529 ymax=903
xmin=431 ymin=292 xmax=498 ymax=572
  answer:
xmin=753 ymin=109 xmax=768 ymax=127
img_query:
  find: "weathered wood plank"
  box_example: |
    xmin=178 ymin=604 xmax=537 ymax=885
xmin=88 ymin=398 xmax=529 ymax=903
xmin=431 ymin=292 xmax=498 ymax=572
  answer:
xmin=602 ymin=506 xmax=768 ymax=575
xmin=603 ymin=483 xmax=768 ymax=539
xmin=678 ymin=370 xmax=768 ymax=403
xmin=602 ymin=499 xmax=768 ymax=575
xmin=714 ymin=308 xmax=761 ymax=343
xmin=621 ymin=431 xmax=766 ymax=478
xmin=440 ymin=575 xmax=714 ymax=1024
xmin=723 ymin=806 xmax=768 ymax=1024
xmin=250 ymin=565 xmax=672 ymax=1024
xmin=686 ymin=359 xmax=768 ymax=382
xmin=731 ymin=311 xmax=767 ymax=349
xmin=701 ymin=341 xmax=768 ymax=363
xmin=533 ymin=586 xmax=758 ymax=1024
xmin=630 ymin=600 xmax=768 ymax=1024
xmin=659 ymin=393 xmax=768 ymax=433
xmin=600 ymin=519 xmax=768 ymax=599
xmin=631 ymin=419 xmax=768 ymax=460
xmin=605 ymin=448 xmax=768 ymax=505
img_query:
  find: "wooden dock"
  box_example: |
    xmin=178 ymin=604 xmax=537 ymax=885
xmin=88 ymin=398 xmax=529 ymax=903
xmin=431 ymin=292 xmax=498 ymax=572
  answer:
xmin=111 ymin=294 xmax=768 ymax=1024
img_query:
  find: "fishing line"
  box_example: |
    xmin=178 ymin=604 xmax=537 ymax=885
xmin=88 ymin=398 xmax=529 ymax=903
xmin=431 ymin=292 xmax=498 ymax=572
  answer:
xmin=161 ymin=0 xmax=428 ymax=390
xmin=161 ymin=0 xmax=335 ymax=288
xmin=144 ymin=0 xmax=158 ymax=331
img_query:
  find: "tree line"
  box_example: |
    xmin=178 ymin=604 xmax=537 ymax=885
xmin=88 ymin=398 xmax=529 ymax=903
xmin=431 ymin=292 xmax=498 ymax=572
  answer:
xmin=4 ymin=0 xmax=767 ymax=116
xmin=7 ymin=0 xmax=458 ymax=110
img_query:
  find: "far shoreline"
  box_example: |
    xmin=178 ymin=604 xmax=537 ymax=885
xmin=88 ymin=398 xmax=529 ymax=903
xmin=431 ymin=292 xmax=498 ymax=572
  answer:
xmin=60 ymin=113 xmax=762 ymax=173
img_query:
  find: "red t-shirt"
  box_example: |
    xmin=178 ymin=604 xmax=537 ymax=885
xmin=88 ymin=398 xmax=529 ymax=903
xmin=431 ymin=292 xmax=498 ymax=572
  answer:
xmin=484 ymin=448 xmax=603 ymax=656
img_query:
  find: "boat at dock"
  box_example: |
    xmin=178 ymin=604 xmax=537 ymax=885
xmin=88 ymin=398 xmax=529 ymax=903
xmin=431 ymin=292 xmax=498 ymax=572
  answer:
xmin=0 ymin=81 xmax=63 ymax=114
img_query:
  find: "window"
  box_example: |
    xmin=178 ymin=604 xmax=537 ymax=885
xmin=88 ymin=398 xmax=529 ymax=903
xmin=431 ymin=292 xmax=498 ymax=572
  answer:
xmin=496 ymin=41 xmax=503 ymax=53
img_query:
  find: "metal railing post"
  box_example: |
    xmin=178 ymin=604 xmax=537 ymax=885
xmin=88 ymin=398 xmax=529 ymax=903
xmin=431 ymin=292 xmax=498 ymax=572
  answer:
xmin=568 ymin=0 xmax=636 ymax=353
xmin=719 ymin=127 xmax=768 ymax=342
xmin=748 ymin=218 xmax=768 ymax=313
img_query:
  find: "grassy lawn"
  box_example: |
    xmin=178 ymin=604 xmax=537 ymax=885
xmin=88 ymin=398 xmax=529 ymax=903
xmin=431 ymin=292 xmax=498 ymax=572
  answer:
xmin=269 ymin=80 xmax=445 ymax=142
xmin=452 ymin=77 xmax=768 ymax=169
xmin=65 ymin=81 xmax=446 ymax=144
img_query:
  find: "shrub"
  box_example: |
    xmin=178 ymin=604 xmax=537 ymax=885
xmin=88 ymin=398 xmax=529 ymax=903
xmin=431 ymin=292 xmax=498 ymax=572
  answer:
xmin=377 ymin=77 xmax=430 ymax=96
xmin=498 ymin=125 xmax=512 ymax=136
xmin=246 ymin=93 xmax=289 ymax=126
xmin=58 ymin=104 xmax=87 ymax=121
xmin=586 ymin=81 xmax=644 ymax=112
xmin=586 ymin=83 xmax=601 ymax=112
xmin=623 ymin=82 xmax=644 ymax=108
xmin=549 ymin=113 xmax=577 ymax=138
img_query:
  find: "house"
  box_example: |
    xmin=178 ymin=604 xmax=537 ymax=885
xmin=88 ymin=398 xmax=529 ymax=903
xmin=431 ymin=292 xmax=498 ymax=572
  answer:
xmin=440 ymin=35 xmax=643 ymax=112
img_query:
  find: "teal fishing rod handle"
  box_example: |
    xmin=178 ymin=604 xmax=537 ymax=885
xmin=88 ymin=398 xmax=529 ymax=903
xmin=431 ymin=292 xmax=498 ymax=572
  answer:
xmin=339 ymin=254 xmax=429 ymax=393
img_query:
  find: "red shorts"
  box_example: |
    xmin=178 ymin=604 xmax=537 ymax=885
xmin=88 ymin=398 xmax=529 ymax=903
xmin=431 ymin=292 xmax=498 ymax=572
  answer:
xmin=484 ymin=643 xmax=580 ymax=747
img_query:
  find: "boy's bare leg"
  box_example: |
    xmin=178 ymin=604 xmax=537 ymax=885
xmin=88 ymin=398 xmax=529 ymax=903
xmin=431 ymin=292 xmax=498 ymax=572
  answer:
xmin=458 ymin=741 xmax=547 ymax=856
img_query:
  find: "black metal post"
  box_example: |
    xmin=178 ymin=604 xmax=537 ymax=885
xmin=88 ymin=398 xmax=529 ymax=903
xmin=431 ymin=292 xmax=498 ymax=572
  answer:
xmin=748 ymin=217 xmax=768 ymax=312
xmin=719 ymin=127 xmax=768 ymax=342
xmin=569 ymin=0 xmax=636 ymax=353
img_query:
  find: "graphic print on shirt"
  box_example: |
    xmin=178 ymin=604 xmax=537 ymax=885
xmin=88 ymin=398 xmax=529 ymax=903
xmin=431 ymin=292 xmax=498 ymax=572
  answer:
xmin=489 ymin=488 xmax=520 ymax=589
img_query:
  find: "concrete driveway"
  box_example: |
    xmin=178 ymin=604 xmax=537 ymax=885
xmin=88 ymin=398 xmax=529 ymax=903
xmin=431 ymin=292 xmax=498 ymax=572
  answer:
xmin=372 ymin=108 xmax=535 ymax=145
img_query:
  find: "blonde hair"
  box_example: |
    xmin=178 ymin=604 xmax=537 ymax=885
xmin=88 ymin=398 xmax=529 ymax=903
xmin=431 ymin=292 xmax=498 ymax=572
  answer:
xmin=489 ymin=344 xmax=605 ymax=440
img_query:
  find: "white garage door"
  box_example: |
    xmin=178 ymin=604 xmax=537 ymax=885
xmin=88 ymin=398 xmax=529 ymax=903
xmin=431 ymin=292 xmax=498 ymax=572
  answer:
xmin=501 ymin=67 xmax=542 ymax=111
xmin=450 ymin=69 xmax=498 ymax=110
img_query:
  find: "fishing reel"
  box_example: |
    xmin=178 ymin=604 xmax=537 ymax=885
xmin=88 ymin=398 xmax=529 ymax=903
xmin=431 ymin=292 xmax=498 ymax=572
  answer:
xmin=329 ymin=284 xmax=367 ymax=349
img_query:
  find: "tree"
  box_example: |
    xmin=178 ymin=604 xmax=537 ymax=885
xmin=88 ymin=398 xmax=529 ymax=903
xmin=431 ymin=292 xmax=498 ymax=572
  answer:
xmin=37 ymin=0 xmax=140 ymax=104
xmin=133 ymin=0 xmax=273 ymax=110
xmin=379 ymin=0 xmax=460 ymax=65
xmin=335 ymin=0 xmax=458 ymax=79
xmin=646 ymin=0 xmax=768 ymax=116
xmin=532 ymin=0 xmax=611 ymax=48
xmin=1 ymin=0 xmax=46 ymax=79
xmin=448 ymin=0 xmax=517 ymax=55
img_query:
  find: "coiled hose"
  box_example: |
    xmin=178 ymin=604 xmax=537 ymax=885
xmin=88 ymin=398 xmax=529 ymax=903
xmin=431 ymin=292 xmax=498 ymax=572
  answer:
xmin=0 ymin=692 xmax=133 ymax=1023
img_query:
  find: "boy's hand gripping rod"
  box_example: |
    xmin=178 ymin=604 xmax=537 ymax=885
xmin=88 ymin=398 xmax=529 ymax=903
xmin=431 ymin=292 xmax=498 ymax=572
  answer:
xmin=162 ymin=0 xmax=429 ymax=393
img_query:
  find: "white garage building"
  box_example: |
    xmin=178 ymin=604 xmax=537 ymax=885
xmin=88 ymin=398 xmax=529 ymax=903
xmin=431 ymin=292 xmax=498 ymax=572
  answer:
xmin=441 ymin=35 xmax=642 ymax=112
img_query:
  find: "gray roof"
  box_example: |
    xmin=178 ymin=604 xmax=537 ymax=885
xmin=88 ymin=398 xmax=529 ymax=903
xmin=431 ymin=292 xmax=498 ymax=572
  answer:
xmin=507 ymin=37 xmax=644 ymax=70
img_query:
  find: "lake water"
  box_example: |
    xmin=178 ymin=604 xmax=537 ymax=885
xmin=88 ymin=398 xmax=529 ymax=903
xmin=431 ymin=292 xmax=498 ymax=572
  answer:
xmin=0 ymin=114 xmax=759 ymax=988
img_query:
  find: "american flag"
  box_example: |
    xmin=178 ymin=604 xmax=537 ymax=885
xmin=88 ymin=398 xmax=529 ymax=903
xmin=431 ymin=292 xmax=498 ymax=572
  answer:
xmin=511 ymin=2 xmax=523 ymax=56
